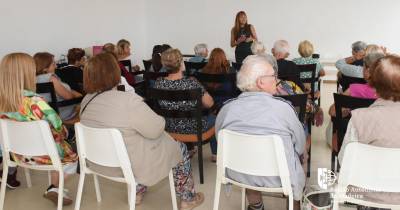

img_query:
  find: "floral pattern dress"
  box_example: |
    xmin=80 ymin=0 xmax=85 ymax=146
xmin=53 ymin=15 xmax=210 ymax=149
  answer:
xmin=0 ymin=90 xmax=77 ymax=165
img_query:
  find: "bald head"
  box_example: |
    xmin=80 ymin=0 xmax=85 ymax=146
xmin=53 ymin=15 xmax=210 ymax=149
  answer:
xmin=237 ymin=55 xmax=277 ymax=93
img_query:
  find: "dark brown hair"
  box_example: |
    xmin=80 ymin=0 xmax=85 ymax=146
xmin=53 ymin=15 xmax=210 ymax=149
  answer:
xmin=67 ymin=48 xmax=85 ymax=65
xmin=369 ymin=55 xmax=400 ymax=101
xmin=83 ymin=52 xmax=121 ymax=93
xmin=202 ymin=48 xmax=230 ymax=74
xmin=161 ymin=48 xmax=183 ymax=74
xmin=33 ymin=52 xmax=54 ymax=75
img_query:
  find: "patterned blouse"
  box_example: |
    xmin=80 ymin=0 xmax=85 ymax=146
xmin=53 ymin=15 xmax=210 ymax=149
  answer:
xmin=154 ymin=77 xmax=208 ymax=134
xmin=0 ymin=90 xmax=77 ymax=164
xmin=292 ymin=57 xmax=323 ymax=79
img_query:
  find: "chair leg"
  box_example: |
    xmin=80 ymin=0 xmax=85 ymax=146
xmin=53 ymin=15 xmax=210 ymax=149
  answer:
xmin=331 ymin=152 xmax=336 ymax=172
xmin=198 ymin=142 xmax=204 ymax=184
xmin=93 ymin=174 xmax=102 ymax=202
xmin=0 ymin=166 xmax=9 ymax=209
xmin=127 ymin=183 xmax=136 ymax=210
xmin=168 ymin=170 xmax=178 ymax=210
xmin=288 ymin=193 xmax=293 ymax=210
xmin=24 ymin=168 xmax=32 ymax=188
xmin=57 ymin=172 xmax=64 ymax=210
xmin=241 ymin=188 xmax=246 ymax=210
xmin=74 ymin=172 xmax=85 ymax=210
xmin=212 ymin=179 xmax=222 ymax=210
xmin=307 ymin=142 xmax=311 ymax=177
xmin=332 ymin=197 xmax=339 ymax=210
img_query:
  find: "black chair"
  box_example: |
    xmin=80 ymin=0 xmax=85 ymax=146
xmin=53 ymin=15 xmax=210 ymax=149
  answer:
xmin=184 ymin=61 xmax=207 ymax=76
xmin=128 ymin=70 xmax=146 ymax=96
xmin=36 ymin=82 xmax=83 ymax=114
xmin=120 ymin=59 xmax=132 ymax=72
xmin=296 ymin=64 xmax=320 ymax=105
xmin=193 ymin=72 xmax=239 ymax=112
xmin=276 ymin=94 xmax=311 ymax=177
xmin=332 ymin=93 xmax=375 ymax=172
xmin=147 ymin=88 xmax=214 ymax=184
xmin=337 ymin=74 xmax=367 ymax=92
xmin=231 ymin=62 xmax=242 ymax=71
xmin=142 ymin=59 xmax=152 ymax=71
xmin=183 ymin=54 xmax=196 ymax=58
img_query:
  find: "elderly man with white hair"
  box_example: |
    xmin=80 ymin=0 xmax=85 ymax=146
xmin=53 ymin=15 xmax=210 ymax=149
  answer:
xmin=272 ymin=40 xmax=304 ymax=90
xmin=189 ymin=43 xmax=208 ymax=62
xmin=215 ymin=55 xmax=306 ymax=210
xmin=335 ymin=41 xmax=367 ymax=78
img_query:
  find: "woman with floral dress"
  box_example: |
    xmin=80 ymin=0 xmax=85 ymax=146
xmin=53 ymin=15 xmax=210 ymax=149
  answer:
xmin=0 ymin=53 xmax=78 ymax=205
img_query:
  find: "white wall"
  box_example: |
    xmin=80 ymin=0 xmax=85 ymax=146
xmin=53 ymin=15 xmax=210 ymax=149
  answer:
xmin=0 ymin=0 xmax=147 ymax=65
xmin=145 ymin=0 xmax=400 ymax=61
xmin=1 ymin=0 xmax=400 ymax=64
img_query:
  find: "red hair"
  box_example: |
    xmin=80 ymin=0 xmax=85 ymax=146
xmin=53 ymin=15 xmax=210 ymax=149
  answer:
xmin=202 ymin=48 xmax=230 ymax=74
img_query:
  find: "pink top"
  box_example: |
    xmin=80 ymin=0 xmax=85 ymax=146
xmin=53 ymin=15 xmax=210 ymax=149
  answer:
xmin=349 ymin=83 xmax=377 ymax=99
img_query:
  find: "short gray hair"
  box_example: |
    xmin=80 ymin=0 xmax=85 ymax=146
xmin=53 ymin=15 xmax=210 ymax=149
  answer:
xmin=352 ymin=41 xmax=367 ymax=53
xmin=237 ymin=55 xmax=274 ymax=92
xmin=251 ymin=41 xmax=266 ymax=55
xmin=194 ymin=43 xmax=208 ymax=56
xmin=273 ymin=40 xmax=290 ymax=54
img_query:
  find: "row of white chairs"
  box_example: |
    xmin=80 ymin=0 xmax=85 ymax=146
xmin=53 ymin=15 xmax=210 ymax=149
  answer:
xmin=0 ymin=119 xmax=399 ymax=210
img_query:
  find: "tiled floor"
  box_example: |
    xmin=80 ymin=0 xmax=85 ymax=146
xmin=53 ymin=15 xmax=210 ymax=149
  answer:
xmin=3 ymin=82 xmax=356 ymax=210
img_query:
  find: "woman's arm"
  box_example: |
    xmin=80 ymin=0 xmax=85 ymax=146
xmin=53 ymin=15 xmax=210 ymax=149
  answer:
xmin=230 ymin=29 xmax=236 ymax=47
xmin=202 ymin=92 xmax=214 ymax=108
xmin=249 ymin=25 xmax=258 ymax=41
xmin=50 ymin=75 xmax=74 ymax=100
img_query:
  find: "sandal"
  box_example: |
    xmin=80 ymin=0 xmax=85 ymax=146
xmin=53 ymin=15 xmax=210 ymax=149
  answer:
xmin=180 ymin=192 xmax=204 ymax=210
xmin=43 ymin=187 xmax=73 ymax=206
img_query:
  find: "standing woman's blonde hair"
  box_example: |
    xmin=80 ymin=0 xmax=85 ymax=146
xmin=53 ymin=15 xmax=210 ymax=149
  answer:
xmin=0 ymin=53 xmax=36 ymax=112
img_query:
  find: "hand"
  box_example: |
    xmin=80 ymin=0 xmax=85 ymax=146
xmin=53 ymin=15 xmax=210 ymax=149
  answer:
xmin=133 ymin=65 xmax=140 ymax=72
xmin=236 ymin=35 xmax=246 ymax=44
xmin=245 ymin=37 xmax=253 ymax=42
xmin=345 ymin=56 xmax=355 ymax=64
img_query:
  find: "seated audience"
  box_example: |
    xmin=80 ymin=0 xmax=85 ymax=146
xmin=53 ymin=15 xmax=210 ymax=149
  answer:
xmin=79 ymin=52 xmax=204 ymax=209
xmin=55 ymin=48 xmax=86 ymax=94
xmin=216 ymin=55 xmax=306 ymax=210
xmin=272 ymin=40 xmax=304 ymax=90
xmin=102 ymin=45 xmax=135 ymax=93
xmin=201 ymin=48 xmax=236 ymax=107
xmin=189 ymin=43 xmax=208 ymax=63
xmin=0 ymin=53 xmax=78 ymax=205
xmin=33 ymin=52 xmax=81 ymax=121
xmin=335 ymin=41 xmax=367 ymax=78
xmin=293 ymin=40 xmax=326 ymax=92
xmin=251 ymin=41 xmax=267 ymax=56
xmin=154 ymin=49 xmax=217 ymax=161
xmin=338 ymin=55 xmax=400 ymax=208
xmin=116 ymin=39 xmax=140 ymax=85
xmin=150 ymin=44 xmax=171 ymax=72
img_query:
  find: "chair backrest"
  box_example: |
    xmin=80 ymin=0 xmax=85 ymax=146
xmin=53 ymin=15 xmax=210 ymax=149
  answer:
xmin=333 ymin=93 xmax=376 ymax=151
xmin=184 ymin=61 xmax=207 ymax=76
xmin=217 ymin=129 xmax=292 ymax=195
xmin=0 ymin=120 xmax=62 ymax=169
xmin=193 ymin=72 xmax=239 ymax=97
xmin=231 ymin=62 xmax=242 ymax=71
xmin=120 ymin=59 xmax=132 ymax=72
xmin=338 ymin=75 xmax=367 ymax=91
xmin=297 ymin=64 xmax=318 ymax=100
xmin=275 ymin=94 xmax=307 ymax=122
xmin=338 ymin=142 xmax=400 ymax=200
xmin=146 ymin=88 xmax=206 ymax=139
xmin=74 ymin=123 xmax=135 ymax=181
xmin=142 ymin=59 xmax=152 ymax=71
xmin=36 ymin=82 xmax=59 ymax=113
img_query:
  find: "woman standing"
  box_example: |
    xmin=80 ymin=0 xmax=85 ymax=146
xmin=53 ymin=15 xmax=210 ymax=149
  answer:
xmin=230 ymin=11 xmax=258 ymax=64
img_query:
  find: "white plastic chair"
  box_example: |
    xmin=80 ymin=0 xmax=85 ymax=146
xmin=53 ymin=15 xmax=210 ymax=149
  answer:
xmin=333 ymin=142 xmax=400 ymax=210
xmin=74 ymin=123 xmax=178 ymax=210
xmin=213 ymin=129 xmax=293 ymax=210
xmin=0 ymin=119 xmax=65 ymax=210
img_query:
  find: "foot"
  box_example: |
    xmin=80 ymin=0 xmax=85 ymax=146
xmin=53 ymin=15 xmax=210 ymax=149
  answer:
xmin=211 ymin=154 xmax=217 ymax=163
xmin=180 ymin=192 xmax=204 ymax=210
xmin=0 ymin=170 xmax=21 ymax=189
xmin=135 ymin=192 xmax=144 ymax=205
xmin=43 ymin=186 xmax=73 ymax=206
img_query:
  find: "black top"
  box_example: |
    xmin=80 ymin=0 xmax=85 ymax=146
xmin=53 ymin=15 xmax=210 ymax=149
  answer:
xmin=277 ymin=59 xmax=305 ymax=91
xmin=236 ymin=24 xmax=252 ymax=40
xmin=351 ymin=59 xmax=364 ymax=66
xmin=234 ymin=24 xmax=253 ymax=64
xmin=55 ymin=65 xmax=83 ymax=93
